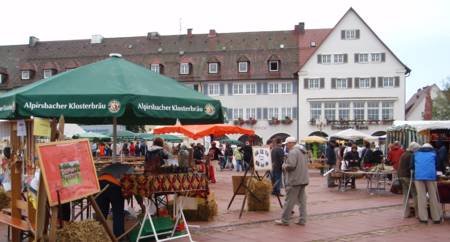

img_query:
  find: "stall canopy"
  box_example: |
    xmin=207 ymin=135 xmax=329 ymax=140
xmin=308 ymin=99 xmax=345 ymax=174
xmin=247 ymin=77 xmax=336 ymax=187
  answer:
xmin=105 ymin=130 xmax=137 ymax=140
xmin=72 ymin=131 xmax=110 ymax=140
xmin=153 ymin=124 xmax=255 ymax=140
xmin=137 ymin=133 xmax=183 ymax=143
xmin=330 ymin=128 xmax=377 ymax=141
xmin=302 ymin=135 xmax=327 ymax=144
xmin=392 ymin=120 xmax=450 ymax=132
xmin=0 ymin=56 xmax=224 ymax=125
xmin=218 ymin=138 xmax=243 ymax=145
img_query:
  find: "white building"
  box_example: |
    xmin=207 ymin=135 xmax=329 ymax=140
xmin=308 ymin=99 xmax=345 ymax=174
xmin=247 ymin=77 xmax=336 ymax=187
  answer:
xmin=405 ymin=84 xmax=442 ymax=120
xmin=297 ymin=8 xmax=411 ymax=139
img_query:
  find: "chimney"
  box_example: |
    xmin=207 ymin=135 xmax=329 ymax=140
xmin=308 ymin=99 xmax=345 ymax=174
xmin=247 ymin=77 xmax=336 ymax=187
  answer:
xmin=90 ymin=34 xmax=104 ymax=44
xmin=299 ymin=22 xmax=305 ymax=34
xmin=208 ymin=29 xmax=217 ymax=38
xmin=29 ymin=36 xmax=39 ymax=47
xmin=187 ymin=28 xmax=193 ymax=37
xmin=147 ymin=32 xmax=160 ymax=40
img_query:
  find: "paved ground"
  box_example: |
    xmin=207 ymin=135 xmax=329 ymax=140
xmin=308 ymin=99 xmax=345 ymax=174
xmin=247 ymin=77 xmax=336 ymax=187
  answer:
xmin=1 ymin=169 xmax=449 ymax=241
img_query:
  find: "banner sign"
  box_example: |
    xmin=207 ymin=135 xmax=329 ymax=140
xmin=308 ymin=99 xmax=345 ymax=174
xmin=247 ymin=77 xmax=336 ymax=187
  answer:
xmin=33 ymin=117 xmax=51 ymax=137
xmin=253 ymin=146 xmax=272 ymax=171
xmin=37 ymin=139 xmax=100 ymax=206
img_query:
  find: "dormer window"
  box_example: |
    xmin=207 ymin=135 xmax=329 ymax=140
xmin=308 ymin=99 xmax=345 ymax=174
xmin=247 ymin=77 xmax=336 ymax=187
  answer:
xmin=21 ymin=70 xmax=31 ymax=80
xmin=43 ymin=69 xmax=56 ymax=79
xmin=238 ymin=61 xmax=248 ymax=73
xmin=179 ymin=63 xmax=190 ymax=75
xmin=208 ymin=62 xmax=219 ymax=74
xmin=269 ymin=60 xmax=280 ymax=72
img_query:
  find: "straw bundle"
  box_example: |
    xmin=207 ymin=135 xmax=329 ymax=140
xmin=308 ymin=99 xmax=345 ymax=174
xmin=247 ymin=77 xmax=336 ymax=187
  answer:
xmin=168 ymin=194 xmax=218 ymax=221
xmin=0 ymin=189 xmax=10 ymax=210
xmin=56 ymin=220 xmax=109 ymax=242
xmin=247 ymin=177 xmax=271 ymax=211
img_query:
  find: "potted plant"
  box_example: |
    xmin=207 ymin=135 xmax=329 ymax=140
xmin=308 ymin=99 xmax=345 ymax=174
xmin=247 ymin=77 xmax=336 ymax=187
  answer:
xmin=245 ymin=117 xmax=257 ymax=125
xmin=233 ymin=117 xmax=245 ymax=126
xmin=269 ymin=117 xmax=280 ymax=125
xmin=281 ymin=116 xmax=293 ymax=124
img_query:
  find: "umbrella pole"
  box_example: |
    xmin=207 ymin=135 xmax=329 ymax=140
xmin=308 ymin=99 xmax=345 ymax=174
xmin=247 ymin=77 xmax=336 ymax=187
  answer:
xmin=112 ymin=117 xmax=117 ymax=162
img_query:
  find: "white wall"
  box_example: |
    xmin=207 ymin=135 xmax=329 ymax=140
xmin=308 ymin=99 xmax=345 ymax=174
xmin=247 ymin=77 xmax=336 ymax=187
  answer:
xmin=298 ymin=9 xmax=408 ymax=139
xmin=406 ymin=85 xmax=442 ymax=121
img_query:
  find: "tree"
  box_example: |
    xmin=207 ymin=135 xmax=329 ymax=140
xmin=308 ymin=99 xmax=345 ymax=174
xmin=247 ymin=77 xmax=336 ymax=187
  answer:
xmin=432 ymin=77 xmax=450 ymax=120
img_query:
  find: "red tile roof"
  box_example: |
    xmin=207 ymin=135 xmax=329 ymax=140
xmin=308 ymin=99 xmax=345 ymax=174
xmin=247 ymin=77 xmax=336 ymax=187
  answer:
xmin=298 ymin=29 xmax=332 ymax=67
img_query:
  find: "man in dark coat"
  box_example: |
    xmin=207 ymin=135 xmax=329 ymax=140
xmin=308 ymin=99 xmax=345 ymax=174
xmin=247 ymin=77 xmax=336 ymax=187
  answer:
xmin=436 ymin=141 xmax=448 ymax=173
xmin=271 ymin=138 xmax=285 ymax=195
xmin=325 ymin=140 xmax=337 ymax=187
xmin=242 ymin=141 xmax=253 ymax=171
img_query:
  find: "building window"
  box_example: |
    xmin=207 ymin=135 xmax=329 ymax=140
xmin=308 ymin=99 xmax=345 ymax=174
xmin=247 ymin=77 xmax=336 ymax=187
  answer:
xmin=208 ymin=62 xmax=219 ymax=74
xmin=334 ymin=54 xmax=345 ymax=64
xmin=281 ymin=107 xmax=293 ymax=119
xmin=310 ymin=102 xmax=322 ymax=120
xmin=268 ymin=108 xmax=279 ymax=119
xmin=324 ymin=102 xmax=336 ymax=121
xmin=344 ymin=29 xmax=357 ymax=39
xmin=280 ymin=82 xmax=292 ymax=94
xmin=371 ymin=53 xmax=381 ymax=62
xmin=232 ymin=108 xmax=244 ymax=119
xmin=208 ymin=83 xmax=220 ymax=96
xmin=367 ymin=101 xmax=379 ymax=121
xmin=383 ymin=77 xmax=394 ymax=87
xmin=382 ymin=102 xmax=394 ymax=120
xmin=238 ymin=61 xmax=249 ymax=73
xmin=336 ymin=79 xmax=348 ymax=89
xmin=358 ymin=54 xmax=369 ymax=63
xmin=179 ymin=63 xmax=190 ymax=75
xmin=43 ymin=69 xmax=55 ymax=79
xmin=359 ymin=78 xmax=370 ymax=88
xmin=321 ymin=55 xmax=332 ymax=64
xmin=338 ymin=102 xmax=350 ymax=120
xmin=268 ymin=60 xmax=279 ymax=72
xmin=353 ymin=102 xmax=365 ymax=120
xmin=268 ymin=82 xmax=279 ymax=94
xmin=245 ymin=83 xmax=256 ymax=94
xmin=193 ymin=84 xmax=199 ymax=91
xmin=0 ymin=73 xmax=6 ymax=84
xmin=308 ymin=79 xmax=320 ymax=89
xmin=21 ymin=70 xmax=31 ymax=80
xmin=150 ymin=64 xmax=161 ymax=73
xmin=246 ymin=108 xmax=256 ymax=119
xmin=232 ymin=83 xmax=244 ymax=95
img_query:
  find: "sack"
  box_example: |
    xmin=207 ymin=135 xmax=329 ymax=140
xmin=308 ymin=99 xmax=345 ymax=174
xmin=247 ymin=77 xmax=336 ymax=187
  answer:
xmin=390 ymin=179 xmax=402 ymax=194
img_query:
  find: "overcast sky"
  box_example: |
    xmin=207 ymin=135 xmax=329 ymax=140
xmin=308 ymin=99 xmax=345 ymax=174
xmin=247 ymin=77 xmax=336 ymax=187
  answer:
xmin=1 ymin=0 xmax=449 ymax=98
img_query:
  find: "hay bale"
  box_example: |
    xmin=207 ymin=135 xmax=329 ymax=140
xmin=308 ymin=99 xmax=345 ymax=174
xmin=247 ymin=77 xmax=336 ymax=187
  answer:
xmin=247 ymin=177 xmax=271 ymax=211
xmin=56 ymin=220 xmax=110 ymax=242
xmin=167 ymin=195 xmax=218 ymax=221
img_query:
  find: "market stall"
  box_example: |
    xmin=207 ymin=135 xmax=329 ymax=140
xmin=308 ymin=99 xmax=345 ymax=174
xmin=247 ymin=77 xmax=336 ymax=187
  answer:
xmin=0 ymin=55 xmax=224 ymax=242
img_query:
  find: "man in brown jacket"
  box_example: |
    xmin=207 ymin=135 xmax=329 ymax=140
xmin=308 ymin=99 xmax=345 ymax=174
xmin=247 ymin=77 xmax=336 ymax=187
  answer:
xmin=275 ymin=137 xmax=309 ymax=226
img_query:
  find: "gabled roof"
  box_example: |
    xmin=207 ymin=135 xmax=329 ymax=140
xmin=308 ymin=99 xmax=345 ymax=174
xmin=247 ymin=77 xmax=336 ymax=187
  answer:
xmin=298 ymin=29 xmax=332 ymax=67
xmin=298 ymin=7 xmax=411 ymax=74
xmin=405 ymin=84 xmax=439 ymax=115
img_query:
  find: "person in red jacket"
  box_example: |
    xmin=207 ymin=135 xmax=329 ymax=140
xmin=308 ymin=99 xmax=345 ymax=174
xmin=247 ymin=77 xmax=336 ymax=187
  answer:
xmin=387 ymin=141 xmax=404 ymax=170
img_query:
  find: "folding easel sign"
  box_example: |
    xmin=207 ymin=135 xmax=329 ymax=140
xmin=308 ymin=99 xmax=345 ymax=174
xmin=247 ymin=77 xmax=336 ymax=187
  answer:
xmin=253 ymin=146 xmax=272 ymax=171
xmin=37 ymin=139 xmax=100 ymax=206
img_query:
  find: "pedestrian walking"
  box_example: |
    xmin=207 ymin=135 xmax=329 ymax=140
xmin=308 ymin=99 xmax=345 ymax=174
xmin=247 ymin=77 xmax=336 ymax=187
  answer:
xmin=271 ymin=138 xmax=285 ymax=195
xmin=325 ymin=140 xmax=337 ymax=187
xmin=275 ymin=137 xmax=309 ymax=226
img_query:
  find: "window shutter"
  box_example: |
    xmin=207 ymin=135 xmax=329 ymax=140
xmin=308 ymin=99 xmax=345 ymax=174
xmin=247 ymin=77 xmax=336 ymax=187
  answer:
xmin=220 ymin=83 xmax=225 ymax=95
xmin=256 ymin=82 xmax=262 ymax=94
xmin=304 ymin=79 xmax=309 ymax=89
xmin=378 ymin=77 xmax=383 ymax=88
xmin=354 ymin=78 xmax=360 ymax=88
xmin=317 ymin=55 xmax=322 ymax=64
xmin=381 ymin=53 xmax=386 ymax=62
xmin=355 ymin=30 xmax=360 ymax=39
xmin=292 ymin=80 xmax=298 ymax=93
xmin=263 ymin=108 xmax=268 ymax=119
xmin=293 ymin=107 xmax=298 ymax=119
xmin=257 ymin=108 xmax=262 ymax=119
xmin=331 ymin=78 xmax=336 ymax=89
xmin=203 ymin=83 xmax=208 ymax=95
xmin=371 ymin=77 xmax=376 ymax=88
xmin=344 ymin=54 xmax=348 ymax=63
xmin=395 ymin=76 xmax=400 ymax=87
xmin=354 ymin=53 xmax=359 ymax=63
xmin=227 ymin=109 xmax=233 ymax=120
xmin=341 ymin=30 xmax=345 ymax=39
xmin=320 ymin=78 xmax=325 ymax=88
xmin=228 ymin=83 xmax=233 ymax=95
xmin=347 ymin=78 xmax=352 ymax=88
xmin=262 ymin=82 xmax=268 ymax=94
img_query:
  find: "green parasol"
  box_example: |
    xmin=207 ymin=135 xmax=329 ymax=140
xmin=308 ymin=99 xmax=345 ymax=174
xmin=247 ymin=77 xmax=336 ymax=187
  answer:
xmin=136 ymin=133 xmax=183 ymax=143
xmin=72 ymin=131 xmax=111 ymax=140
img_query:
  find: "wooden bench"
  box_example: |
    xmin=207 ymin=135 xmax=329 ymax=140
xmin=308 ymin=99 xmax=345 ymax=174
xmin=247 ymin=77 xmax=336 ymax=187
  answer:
xmin=0 ymin=213 xmax=30 ymax=232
